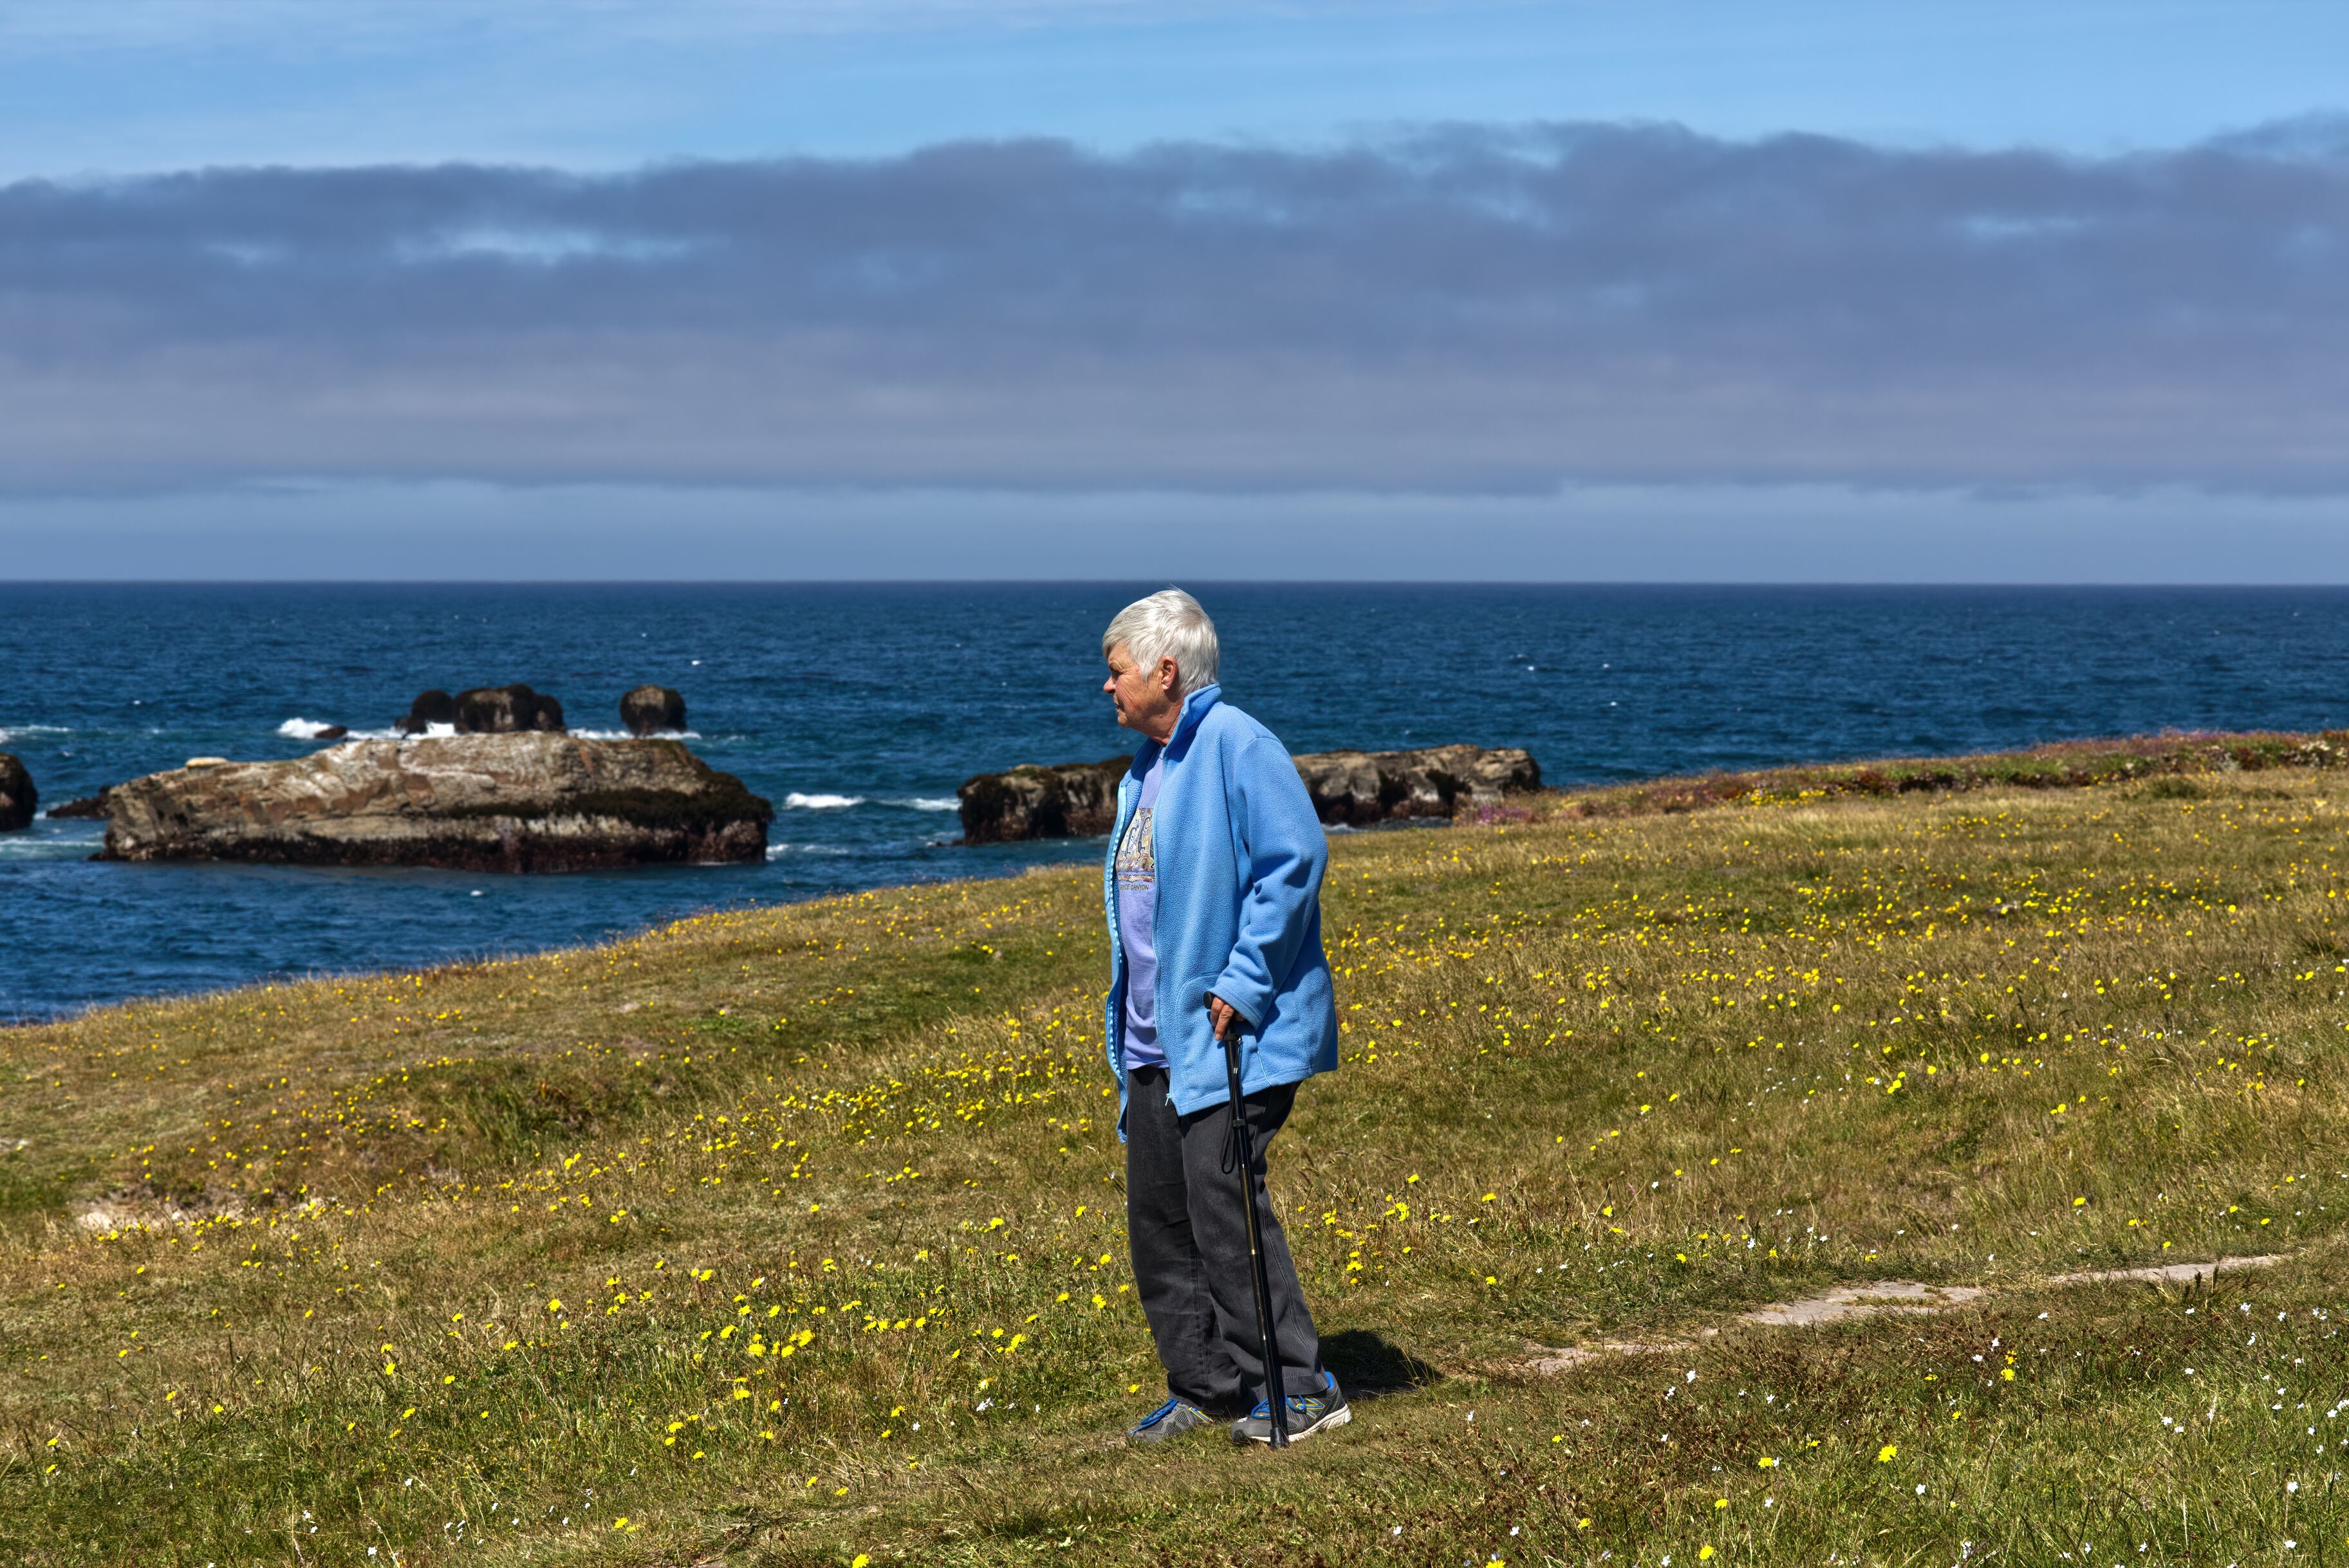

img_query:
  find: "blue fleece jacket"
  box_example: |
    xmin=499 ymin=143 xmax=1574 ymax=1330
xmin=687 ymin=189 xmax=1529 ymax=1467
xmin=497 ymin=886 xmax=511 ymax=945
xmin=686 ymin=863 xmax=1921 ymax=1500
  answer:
xmin=1104 ymin=685 xmax=1339 ymax=1131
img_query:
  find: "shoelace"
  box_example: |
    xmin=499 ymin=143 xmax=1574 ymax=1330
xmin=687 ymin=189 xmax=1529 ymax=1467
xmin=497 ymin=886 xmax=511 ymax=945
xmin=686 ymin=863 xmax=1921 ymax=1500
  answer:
xmin=1138 ymin=1398 xmax=1185 ymax=1428
xmin=1247 ymin=1378 xmax=1333 ymax=1419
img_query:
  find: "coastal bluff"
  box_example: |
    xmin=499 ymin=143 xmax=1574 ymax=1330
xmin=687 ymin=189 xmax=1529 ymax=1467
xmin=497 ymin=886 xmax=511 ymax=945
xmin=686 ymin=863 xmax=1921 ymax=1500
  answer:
xmin=99 ymin=733 xmax=772 ymax=871
xmin=958 ymin=744 xmax=1540 ymax=843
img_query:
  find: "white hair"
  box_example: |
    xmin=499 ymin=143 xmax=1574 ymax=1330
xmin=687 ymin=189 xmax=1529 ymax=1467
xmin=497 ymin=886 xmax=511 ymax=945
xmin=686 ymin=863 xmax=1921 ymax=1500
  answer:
xmin=1102 ymin=588 xmax=1220 ymax=697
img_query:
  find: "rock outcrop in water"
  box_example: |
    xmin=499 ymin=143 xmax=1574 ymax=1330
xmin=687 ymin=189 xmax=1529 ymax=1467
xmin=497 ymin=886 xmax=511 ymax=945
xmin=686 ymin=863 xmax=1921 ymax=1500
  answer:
xmin=621 ymin=685 xmax=687 ymax=736
xmin=458 ymin=685 xmax=565 ymax=734
xmin=100 ymin=733 xmax=770 ymax=871
xmin=0 ymin=753 xmax=34 ymax=831
xmin=1290 ymin=745 xmax=1541 ymax=826
xmin=957 ymin=744 xmax=1541 ymax=842
xmin=47 ymin=790 xmax=109 ymax=820
xmin=395 ymin=690 xmax=458 ymax=734
xmin=958 ymin=756 xmax=1129 ymax=844
xmin=396 ymin=685 xmax=566 ymax=735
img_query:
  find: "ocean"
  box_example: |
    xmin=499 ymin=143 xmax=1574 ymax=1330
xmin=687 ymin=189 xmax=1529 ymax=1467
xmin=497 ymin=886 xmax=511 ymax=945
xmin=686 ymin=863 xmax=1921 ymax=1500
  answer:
xmin=4 ymin=583 xmax=2346 ymax=1021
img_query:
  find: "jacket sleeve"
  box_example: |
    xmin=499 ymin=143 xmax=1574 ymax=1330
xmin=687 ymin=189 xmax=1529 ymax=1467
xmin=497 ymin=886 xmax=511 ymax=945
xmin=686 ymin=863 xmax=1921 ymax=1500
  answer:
xmin=1210 ymin=732 xmax=1328 ymax=1028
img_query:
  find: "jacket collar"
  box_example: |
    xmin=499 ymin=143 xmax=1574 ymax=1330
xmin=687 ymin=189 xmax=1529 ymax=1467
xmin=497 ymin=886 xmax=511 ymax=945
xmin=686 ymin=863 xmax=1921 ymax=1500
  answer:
xmin=1135 ymin=683 xmax=1220 ymax=770
xmin=1171 ymin=683 xmax=1220 ymax=750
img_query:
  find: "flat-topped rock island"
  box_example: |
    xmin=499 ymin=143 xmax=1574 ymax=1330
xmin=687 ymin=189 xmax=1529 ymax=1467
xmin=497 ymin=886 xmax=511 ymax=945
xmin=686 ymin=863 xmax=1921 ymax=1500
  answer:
xmin=99 ymin=732 xmax=772 ymax=872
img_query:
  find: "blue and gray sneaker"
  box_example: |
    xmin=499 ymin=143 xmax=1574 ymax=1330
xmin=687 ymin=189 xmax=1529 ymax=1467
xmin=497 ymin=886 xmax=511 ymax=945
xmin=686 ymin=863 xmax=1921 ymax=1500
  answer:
xmin=1126 ymin=1396 xmax=1212 ymax=1444
xmin=1231 ymin=1372 xmax=1351 ymax=1445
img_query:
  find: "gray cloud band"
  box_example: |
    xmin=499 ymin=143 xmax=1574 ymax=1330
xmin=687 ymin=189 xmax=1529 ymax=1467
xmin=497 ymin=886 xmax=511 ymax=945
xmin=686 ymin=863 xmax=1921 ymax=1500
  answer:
xmin=3 ymin=122 xmax=2346 ymax=494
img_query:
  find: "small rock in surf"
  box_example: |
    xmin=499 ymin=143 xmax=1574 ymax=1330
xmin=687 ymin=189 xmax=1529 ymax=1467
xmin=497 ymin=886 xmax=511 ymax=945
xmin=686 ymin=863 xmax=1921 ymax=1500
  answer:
xmin=0 ymin=753 xmax=35 ymax=831
xmin=620 ymin=685 xmax=687 ymax=736
xmin=395 ymin=685 xmax=566 ymax=735
xmin=394 ymin=688 xmax=458 ymax=735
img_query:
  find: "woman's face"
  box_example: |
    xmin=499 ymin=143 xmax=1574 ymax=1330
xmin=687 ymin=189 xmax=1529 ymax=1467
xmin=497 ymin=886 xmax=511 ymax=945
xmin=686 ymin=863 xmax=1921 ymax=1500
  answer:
xmin=1104 ymin=641 xmax=1182 ymax=739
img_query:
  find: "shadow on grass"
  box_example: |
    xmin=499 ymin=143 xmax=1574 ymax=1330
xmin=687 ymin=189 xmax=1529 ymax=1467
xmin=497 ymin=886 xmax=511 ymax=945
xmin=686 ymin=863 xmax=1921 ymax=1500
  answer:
xmin=1323 ymin=1328 xmax=1443 ymax=1399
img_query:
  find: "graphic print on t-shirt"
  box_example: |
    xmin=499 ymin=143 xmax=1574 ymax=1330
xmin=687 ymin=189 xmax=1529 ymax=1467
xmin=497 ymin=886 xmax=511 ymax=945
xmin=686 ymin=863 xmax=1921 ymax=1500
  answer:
xmin=1117 ymin=753 xmax=1167 ymax=1069
xmin=1115 ymin=806 xmax=1155 ymax=890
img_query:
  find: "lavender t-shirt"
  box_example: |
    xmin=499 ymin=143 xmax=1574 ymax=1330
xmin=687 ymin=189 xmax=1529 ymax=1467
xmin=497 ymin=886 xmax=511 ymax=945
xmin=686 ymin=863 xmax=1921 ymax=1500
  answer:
xmin=1115 ymin=752 xmax=1166 ymax=1069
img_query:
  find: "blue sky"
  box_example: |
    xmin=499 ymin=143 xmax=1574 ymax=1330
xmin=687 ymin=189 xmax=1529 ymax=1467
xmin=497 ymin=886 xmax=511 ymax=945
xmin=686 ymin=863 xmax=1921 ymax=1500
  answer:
xmin=12 ymin=0 xmax=2349 ymax=170
xmin=5 ymin=0 xmax=2348 ymax=580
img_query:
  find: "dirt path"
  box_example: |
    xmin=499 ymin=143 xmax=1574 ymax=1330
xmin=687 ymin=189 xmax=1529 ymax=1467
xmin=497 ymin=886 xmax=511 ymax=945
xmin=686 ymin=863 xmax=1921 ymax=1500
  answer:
xmin=1523 ymin=1255 xmax=2288 ymax=1376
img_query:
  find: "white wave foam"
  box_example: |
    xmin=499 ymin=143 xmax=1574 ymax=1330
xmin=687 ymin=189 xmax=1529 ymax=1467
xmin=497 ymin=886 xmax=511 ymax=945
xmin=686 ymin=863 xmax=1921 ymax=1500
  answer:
xmin=785 ymin=792 xmax=864 ymax=810
xmin=0 ymin=724 xmax=70 ymax=743
xmin=904 ymin=797 xmax=961 ymax=812
xmin=335 ymin=723 xmax=458 ymax=740
xmin=766 ymin=842 xmax=855 ymax=859
xmin=275 ymin=717 xmax=348 ymax=740
xmin=333 ymin=725 xmax=702 ymax=742
xmin=0 ymin=833 xmax=93 ymax=860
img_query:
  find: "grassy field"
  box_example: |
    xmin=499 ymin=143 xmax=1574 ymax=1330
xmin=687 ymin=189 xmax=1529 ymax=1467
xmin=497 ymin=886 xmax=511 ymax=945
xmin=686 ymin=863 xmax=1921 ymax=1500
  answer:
xmin=7 ymin=758 xmax=2349 ymax=1565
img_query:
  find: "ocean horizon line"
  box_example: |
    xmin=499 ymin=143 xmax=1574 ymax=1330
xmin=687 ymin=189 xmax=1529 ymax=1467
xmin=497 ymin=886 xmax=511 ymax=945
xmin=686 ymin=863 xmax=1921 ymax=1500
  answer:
xmin=7 ymin=578 xmax=2349 ymax=591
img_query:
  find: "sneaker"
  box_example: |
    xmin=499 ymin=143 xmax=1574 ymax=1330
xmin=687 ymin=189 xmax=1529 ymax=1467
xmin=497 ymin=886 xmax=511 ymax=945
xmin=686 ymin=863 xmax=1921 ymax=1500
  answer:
xmin=1126 ymin=1396 xmax=1212 ymax=1444
xmin=1231 ymin=1372 xmax=1351 ymax=1445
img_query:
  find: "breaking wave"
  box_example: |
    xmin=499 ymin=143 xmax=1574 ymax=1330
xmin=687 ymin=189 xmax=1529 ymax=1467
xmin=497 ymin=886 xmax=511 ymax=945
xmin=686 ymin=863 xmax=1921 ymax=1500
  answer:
xmin=333 ymin=723 xmax=456 ymax=740
xmin=297 ymin=724 xmax=703 ymax=742
xmin=774 ymin=793 xmax=956 ymax=812
xmin=0 ymin=831 xmax=95 ymax=861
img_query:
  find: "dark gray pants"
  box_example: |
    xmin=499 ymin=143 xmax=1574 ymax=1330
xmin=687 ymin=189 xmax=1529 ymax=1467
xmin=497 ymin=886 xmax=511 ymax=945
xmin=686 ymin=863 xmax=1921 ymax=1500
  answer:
xmin=1124 ymin=1064 xmax=1324 ymax=1415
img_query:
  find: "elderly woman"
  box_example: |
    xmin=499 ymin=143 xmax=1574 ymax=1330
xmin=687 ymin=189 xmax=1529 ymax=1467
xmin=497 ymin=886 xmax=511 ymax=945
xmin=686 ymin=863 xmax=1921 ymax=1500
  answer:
xmin=1099 ymin=588 xmax=1348 ymax=1446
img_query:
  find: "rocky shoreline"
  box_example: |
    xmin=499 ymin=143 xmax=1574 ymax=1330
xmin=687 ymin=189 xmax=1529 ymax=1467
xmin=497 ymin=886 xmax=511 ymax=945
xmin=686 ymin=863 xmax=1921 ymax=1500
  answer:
xmin=1292 ymin=744 xmax=1541 ymax=826
xmin=958 ymin=744 xmax=1541 ymax=843
xmin=955 ymin=756 xmax=1128 ymax=845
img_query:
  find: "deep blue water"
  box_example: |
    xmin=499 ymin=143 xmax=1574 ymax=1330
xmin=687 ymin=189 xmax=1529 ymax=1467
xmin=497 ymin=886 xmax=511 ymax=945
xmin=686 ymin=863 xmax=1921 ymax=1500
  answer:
xmin=4 ymin=584 xmax=2347 ymax=1020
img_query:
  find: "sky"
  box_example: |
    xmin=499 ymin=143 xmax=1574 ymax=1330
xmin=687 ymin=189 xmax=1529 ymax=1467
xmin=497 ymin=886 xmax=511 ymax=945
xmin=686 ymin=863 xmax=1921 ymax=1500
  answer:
xmin=5 ymin=0 xmax=2348 ymax=580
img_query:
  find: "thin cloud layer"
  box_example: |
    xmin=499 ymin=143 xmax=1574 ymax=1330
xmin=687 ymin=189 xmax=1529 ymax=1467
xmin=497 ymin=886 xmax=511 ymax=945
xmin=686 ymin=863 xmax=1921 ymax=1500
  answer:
xmin=3 ymin=123 xmax=2346 ymax=495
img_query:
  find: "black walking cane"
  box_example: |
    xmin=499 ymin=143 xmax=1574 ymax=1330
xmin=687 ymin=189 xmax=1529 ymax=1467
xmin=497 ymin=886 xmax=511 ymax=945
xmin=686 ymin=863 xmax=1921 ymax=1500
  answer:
xmin=1220 ymin=1011 xmax=1290 ymax=1448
